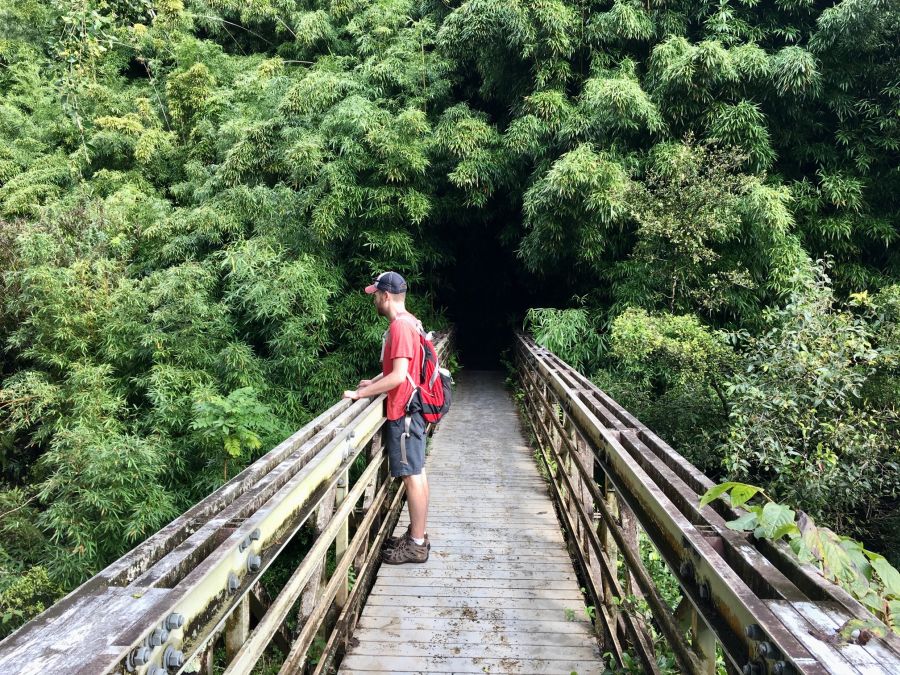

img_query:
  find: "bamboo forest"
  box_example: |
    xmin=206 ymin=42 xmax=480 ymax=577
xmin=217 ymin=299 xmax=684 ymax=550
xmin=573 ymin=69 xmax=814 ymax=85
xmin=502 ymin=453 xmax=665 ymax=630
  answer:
xmin=0 ymin=0 xmax=898 ymax=663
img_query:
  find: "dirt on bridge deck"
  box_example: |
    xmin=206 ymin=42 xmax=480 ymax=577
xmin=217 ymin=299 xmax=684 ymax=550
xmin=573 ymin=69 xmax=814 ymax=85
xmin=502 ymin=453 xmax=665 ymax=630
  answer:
xmin=340 ymin=370 xmax=603 ymax=674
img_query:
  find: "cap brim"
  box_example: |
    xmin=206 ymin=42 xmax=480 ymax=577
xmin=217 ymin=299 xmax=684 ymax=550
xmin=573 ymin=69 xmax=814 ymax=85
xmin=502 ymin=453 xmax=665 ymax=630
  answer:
xmin=364 ymin=284 xmax=377 ymax=294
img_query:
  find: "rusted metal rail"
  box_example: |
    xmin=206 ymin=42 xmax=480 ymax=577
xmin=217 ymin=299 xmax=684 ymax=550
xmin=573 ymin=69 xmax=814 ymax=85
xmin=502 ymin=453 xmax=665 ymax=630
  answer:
xmin=0 ymin=333 xmax=449 ymax=675
xmin=516 ymin=333 xmax=900 ymax=675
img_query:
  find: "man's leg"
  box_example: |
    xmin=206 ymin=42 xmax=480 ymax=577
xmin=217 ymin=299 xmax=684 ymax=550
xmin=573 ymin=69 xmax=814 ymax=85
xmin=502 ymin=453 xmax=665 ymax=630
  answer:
xmin=422 ymin=469 xmax=429 ymax=530
xmin=403 ymin=472 xmax=429 ymax=540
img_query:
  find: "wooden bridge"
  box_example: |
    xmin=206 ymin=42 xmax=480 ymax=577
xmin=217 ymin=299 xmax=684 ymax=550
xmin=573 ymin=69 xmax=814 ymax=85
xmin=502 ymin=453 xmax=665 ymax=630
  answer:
xmin=2 ymin=333 xmax=899 ymax=675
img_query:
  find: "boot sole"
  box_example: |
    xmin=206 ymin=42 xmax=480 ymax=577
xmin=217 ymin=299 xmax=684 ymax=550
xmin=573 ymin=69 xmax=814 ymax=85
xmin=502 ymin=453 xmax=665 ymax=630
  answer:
xmin=381 ymin=551 xmax=430 ymax=565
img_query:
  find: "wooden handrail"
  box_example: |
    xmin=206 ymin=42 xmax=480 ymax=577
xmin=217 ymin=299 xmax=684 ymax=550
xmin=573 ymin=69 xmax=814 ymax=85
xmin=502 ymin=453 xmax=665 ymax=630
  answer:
xmin=515 ymin=333 xmax=900 ymax=675
xmin=0 ymin=332 xmax=451 ymax=675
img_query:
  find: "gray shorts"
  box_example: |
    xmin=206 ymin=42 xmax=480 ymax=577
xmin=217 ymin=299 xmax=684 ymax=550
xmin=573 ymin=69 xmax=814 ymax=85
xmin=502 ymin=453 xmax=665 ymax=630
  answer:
xmin=385 ymin=414 xmax=426 ymax=477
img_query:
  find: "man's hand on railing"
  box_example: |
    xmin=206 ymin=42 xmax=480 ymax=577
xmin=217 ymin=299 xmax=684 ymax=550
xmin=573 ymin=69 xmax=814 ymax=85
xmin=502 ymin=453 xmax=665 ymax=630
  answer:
xmin=343 ymin=378 xmax=376 ymax=400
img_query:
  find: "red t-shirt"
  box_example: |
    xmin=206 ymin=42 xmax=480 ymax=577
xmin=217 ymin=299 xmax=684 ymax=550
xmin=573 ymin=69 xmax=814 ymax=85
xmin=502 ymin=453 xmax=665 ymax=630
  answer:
xmin=381 ymin=313 xmax=422 ymax=421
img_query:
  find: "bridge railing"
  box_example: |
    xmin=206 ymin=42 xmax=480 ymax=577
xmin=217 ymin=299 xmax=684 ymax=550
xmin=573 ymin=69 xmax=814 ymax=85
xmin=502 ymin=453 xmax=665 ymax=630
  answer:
xmin=0 ymin=332 xmax=449 ymax=675
xmin=516 ymin=333 xmax=900 ymax=675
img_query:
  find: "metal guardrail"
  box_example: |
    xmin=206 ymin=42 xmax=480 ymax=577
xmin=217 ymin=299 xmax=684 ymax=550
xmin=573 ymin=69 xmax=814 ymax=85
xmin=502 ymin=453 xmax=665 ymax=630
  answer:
xmin=0 ymin=333 xmax=449 ymax=675
xmin=516 ymin=333 xmax=900 ymax=675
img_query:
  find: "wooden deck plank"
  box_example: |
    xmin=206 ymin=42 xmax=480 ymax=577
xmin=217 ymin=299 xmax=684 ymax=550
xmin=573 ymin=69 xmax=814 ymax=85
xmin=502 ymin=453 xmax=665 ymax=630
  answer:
xmin=425 ymin=552 xmax=573 ymax=563
xmin=375 ymin=574 xmax=578 ymax=586
xmin=355 ymin=616 xmax=596 ymax=634
xmin=340 ymin=654 xmax=605 ymax=674
xmin=376 ymin=562 xmax=577 ymax=573
xmin=766 ymin=601 xmax=857 ymax=675
xmin=352 ymin=629 xmax=597 ymax=647
xmin=365 ymin=595 xmax=588 ymax=611
xmin=358 ymin=605 xmax=592 ymax=623
xmin=368 ymin=586 xmax=586 ymax=599
xmin=340 ymin=371 xmax=600 ymax=673
xmin=375 ymin=572 xmax=577 ymax=581
xmin=348 ymin=640 xmax=600 ymax=660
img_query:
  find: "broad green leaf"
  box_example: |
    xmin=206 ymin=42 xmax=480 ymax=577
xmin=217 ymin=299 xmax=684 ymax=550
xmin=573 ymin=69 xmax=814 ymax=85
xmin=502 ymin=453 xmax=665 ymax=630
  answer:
xmin=798 ymin=512 xmax=823 ymax=560
xmin=840 ymin=618 xmax=886 ymax=640
xmin=771 ymin=522 xmax=800 ymax=540
xmin=871 ymin=557 xmax=900 ymax=598
xmin=820 ymin=530 xmax=858 ymax=585
xmin=841 ymin=539 xmax=872 ymax=580
xmin=726 ymin=512 xmax=758 ymax=531
xmin=729 ymin=483 xmax=762 ymax=508
xmin=889 ymin=600 xmax=900 ymax=635
xmin=754 ymin=502 xmax=795 ymax=539
xmin=699 ymin=482 xmax=738 ymax=508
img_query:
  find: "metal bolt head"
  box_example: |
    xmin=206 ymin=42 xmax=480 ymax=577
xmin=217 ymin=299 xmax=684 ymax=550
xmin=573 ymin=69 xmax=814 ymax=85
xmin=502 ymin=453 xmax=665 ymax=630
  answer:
xmin=773 ymin=661 xmax=792 ymax=675
xmin=758 ymin=641 xmax=777 ymax=659
xmin=239 ymin=536 xmax=251 ymax=552
xmin=164 ymin=646 xmax=185 ymax=668
xmin=742 ymin=663 xmax=762 ymax=675
xmin=679 ymin=561 xmax=693 ymax=577
xmin=164 ymin=612 xmax=184 ymax=630
xmin=228 ymin=571 xmax=240 ymax=593
xmin=132 ymin=646 xmax=152 ymax=666
xmin=745 ymin=623 xmax=764 ymax=641
xmin=698 ymin=582 xmax=710 ymax=601
xmin=249 ymin=528 xmax=261 ymax=541
xmin=247 ymin=554 xmax=262 ymax=572
xmin=149 ymin=627 xmax=169 ymax=647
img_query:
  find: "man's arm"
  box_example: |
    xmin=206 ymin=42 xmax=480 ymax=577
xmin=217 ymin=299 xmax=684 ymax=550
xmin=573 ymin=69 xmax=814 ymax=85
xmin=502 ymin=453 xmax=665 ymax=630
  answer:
xmin=343 ymin=357 xmax=408 ymax=400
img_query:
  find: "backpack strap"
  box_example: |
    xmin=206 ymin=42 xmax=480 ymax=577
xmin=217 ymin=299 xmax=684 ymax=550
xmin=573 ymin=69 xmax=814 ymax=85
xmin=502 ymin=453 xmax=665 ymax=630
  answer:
xmin=394 ymin=312 xmax=429 ymax=384
xmin=399 ymin=413 xmax=412 ymax=467
xmin=380 ymin=328 xmax=388 ymax=363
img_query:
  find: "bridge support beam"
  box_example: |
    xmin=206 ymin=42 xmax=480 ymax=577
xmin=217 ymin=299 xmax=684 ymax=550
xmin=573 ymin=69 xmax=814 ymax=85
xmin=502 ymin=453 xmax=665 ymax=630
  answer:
xmin=600 ymin=474 xmax=620 ymax=629
xmin=196 ymin=634 xmax=217 ymax=675
xmin=678 ymin=597 xmax=717 ymax=674
xmin=692 ymin=605 xmax=717 ymax=674
xmin=301 ymin=485 xmax=336 ymax=622
xmin=225 ymin=596 xmax=250 ymax=660
xmin=335 ymin=468 xmax=350 ymax=608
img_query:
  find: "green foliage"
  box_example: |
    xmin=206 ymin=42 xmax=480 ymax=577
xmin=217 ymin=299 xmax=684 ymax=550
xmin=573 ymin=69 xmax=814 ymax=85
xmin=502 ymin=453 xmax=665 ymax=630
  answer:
xmin=618 ymin=141 xmax=797 ymax=323
xmin=538 ymin=266 xmax=899 ymax=554
xmin=521 ymin=144 xmax=632 ymax=275
xmin=35 ymin=405 xmax=180 ymax=585
xmin=639 ymin=532 xmax=680 ymax=612
xmin=723 ymin=269 xmax=899 ymax=537
xmin=192 ymin=386 xmax=282 ymax=467
xmin=702 ymin=482 xmax=900 ymax=634
xmin=0 ymin=0 xmax=454 ymax=608
xmin=0 ymin=0 xmax=898 ymax=631
xmin=0 ymin=566 xmax=61 ymax=639
xmin=597 ymin=307 xmax=732 ymax=472
xmin=524 ymin=306 xmax=603 ymax=372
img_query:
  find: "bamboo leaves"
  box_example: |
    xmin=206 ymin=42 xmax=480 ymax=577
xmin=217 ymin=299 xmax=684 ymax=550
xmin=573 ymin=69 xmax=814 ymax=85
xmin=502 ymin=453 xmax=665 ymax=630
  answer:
xmin=521 ymin=144 xmax=631 ymax=271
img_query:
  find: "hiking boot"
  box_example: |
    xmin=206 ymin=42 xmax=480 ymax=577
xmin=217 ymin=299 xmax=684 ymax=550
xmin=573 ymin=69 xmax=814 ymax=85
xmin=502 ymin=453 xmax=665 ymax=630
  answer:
xmin=383 ymin=525 xmax=430 ymax=551
xmin=382 ymin=534 xmax=429 ymax=564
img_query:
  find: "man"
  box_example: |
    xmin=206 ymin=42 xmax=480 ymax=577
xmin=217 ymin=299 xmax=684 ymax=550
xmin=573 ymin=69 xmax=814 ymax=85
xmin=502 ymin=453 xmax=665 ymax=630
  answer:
xmin=342 ymin=271 xmax=430 ymax=564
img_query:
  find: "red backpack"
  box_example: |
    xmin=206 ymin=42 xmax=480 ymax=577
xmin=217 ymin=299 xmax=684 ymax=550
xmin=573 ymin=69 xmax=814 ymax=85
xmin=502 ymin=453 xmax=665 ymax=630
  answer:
xmin=397 ymin=316 xmax=452 ymax=433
